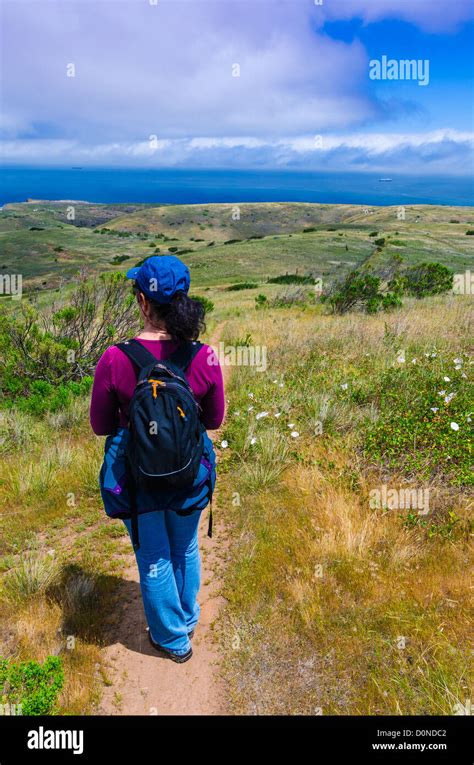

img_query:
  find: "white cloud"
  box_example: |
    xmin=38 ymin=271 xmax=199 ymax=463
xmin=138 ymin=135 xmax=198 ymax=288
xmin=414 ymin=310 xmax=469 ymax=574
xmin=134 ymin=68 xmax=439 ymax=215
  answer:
xmin=2 ymin=129 xmax=472 ymax=174
xmin=0 ymin=0 xmax=375 ymax=142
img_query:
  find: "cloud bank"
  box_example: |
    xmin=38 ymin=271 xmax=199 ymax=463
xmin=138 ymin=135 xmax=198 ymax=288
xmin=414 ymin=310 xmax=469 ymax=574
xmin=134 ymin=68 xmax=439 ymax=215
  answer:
xmin=2 ymin=129 xmax=472 ymax=175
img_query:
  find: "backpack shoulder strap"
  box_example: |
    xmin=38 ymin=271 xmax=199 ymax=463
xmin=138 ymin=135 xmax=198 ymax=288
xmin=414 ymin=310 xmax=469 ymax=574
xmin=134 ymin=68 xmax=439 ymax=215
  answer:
xmin=168 ymin=341 xmax=203 ymax=371
xmin=116 ymin=338 xmax=158 ymax=370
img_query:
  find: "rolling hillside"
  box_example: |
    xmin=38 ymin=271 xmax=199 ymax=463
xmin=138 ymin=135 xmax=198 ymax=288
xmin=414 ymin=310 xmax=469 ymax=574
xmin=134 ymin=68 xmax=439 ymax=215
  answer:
xmin=1 ymin=202 xmax=473 ymax=295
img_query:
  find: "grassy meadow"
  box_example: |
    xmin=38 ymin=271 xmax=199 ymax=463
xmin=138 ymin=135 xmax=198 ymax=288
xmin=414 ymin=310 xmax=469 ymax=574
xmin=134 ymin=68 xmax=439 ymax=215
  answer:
xmin=218 ymin=297 xmax=472 ymax=714
xmin=0 ymin=200 xmax=472 ymax=715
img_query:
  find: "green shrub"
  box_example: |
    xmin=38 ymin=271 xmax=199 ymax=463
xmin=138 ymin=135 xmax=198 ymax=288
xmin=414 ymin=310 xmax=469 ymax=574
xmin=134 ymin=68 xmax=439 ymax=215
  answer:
xmin=0 ymin=272 xmax=137 ymax=411
xmin=267 ymin=274 xmax=316 ymax=285
xmin=322 ymin=270 xmax=401 ymax=314
xmin=255 ymin=294 xmax=268 ymax=309
xmin=0 ymin=656 xmax=64 ymax=715
xmin=396 ymin=263 xmax=453 ymax=298
xmin=190 ymin=295 xmax=214 ymax=315
xmin=374 ymin=238 xmax=385 ymax=247
xmin=226 ymin=282 xmax=259 ymax=292
xmin=465 ymin=230 xmax=474 ymax=235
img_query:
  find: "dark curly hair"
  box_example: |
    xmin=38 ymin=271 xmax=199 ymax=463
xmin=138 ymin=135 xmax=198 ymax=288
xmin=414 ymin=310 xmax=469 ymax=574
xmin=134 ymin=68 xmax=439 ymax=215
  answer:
xmin=133 ymin=283 xmax=205 ymax=343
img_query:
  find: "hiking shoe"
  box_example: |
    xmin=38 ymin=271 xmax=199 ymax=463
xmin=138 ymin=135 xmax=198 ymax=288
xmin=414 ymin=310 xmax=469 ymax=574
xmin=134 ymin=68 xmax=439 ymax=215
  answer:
xmin=147 ymin=630 xmax=193 ymax=663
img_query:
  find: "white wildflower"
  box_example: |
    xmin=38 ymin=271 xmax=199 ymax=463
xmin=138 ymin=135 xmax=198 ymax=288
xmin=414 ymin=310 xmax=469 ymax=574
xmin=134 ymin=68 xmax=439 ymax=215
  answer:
xmin=341 ymin=383 xmax=348 ymax=390
xmin=443 ymin=376 xmax=451 ymax=382
xmin=431 ymin=407 xmax=439 ymax=413
xmin=256 ymin=411 xmax=269 ymax=420
xmin=249 ymin=437 xmax=257 ymax=445
xmin=450 ymin=422 xmax=459 ymax=431
xmin=290 ymin=431 xmax=300 ymax=438
xmin=221 ymin=440 xmax=228 ymax=449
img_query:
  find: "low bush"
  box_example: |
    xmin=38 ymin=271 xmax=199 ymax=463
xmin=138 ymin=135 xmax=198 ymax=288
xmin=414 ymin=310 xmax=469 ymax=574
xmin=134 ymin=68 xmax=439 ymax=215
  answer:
xmin=0 ymin=271 xmax=137 ymax=412
xmin=226 ymin=282 xmax=259 ymax=292
xmin=0 ymin=656 xmax=64 ymax=715
xmin=394 ymin=262 xmax=453 ymax=298
xmin=321 ymin=270 xmax=402 ymax=315
xmin=268 ymin=274 xmax=316 ymax=285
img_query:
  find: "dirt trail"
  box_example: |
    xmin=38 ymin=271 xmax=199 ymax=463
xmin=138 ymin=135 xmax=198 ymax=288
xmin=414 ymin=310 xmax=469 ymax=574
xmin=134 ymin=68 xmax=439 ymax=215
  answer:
xmin=98 ymin=323 xmax=230 ymax=716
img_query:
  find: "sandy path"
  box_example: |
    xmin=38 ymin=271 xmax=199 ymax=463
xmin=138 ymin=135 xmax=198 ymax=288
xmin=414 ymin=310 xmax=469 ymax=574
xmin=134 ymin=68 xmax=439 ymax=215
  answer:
xmin=98 ymin=324 xmax=230 ymax=716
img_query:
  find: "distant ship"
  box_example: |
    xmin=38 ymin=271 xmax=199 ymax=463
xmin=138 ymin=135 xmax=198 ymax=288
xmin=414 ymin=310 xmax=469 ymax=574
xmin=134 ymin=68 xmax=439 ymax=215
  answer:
xmin=378 ymin=177 xmax=393 ymax=182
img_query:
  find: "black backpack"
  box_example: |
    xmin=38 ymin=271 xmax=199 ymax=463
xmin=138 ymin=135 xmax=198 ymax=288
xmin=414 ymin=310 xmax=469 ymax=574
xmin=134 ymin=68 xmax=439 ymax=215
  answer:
xmin=116 ymin=338 xmax=205 ymax=548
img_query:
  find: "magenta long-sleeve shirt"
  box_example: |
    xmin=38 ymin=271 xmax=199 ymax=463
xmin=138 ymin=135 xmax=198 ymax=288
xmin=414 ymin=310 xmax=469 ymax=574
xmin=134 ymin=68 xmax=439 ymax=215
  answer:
xmin=90 ymin=339 xmax=225 ymax=436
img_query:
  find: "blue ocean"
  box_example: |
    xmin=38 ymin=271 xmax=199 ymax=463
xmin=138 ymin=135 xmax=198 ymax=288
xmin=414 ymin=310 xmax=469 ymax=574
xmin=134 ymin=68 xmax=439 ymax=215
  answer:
xmin=0 ymin=167 xmax=472 ymax=207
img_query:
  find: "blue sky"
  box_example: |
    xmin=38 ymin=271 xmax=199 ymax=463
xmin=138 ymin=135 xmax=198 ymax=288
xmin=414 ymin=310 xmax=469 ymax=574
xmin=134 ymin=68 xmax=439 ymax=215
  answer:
xmin=1 ymin=0 xmax=473 ymax=174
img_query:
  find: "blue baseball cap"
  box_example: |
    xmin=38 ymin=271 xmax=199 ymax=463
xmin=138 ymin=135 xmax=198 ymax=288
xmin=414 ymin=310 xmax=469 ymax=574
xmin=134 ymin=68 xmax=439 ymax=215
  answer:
xmin=126 ymin=255 xmax=190 ymax=304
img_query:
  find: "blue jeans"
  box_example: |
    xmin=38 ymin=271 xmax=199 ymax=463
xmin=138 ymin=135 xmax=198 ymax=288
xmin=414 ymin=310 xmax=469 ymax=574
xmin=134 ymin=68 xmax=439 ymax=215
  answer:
xmin=123 ymin=509 xmax=202 ymax=656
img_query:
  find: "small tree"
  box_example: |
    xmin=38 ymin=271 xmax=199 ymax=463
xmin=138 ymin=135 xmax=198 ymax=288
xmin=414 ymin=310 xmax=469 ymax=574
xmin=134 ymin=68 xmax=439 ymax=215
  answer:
xmin=0 ymin=271 xmax=139 ymax=398
xmin=395 ymin=262 xmax=453 ymax=298
xmin=255 ymin=294 xmax=268 ymax=309
xmin=321 ymin=270 xmax=401 ymax=315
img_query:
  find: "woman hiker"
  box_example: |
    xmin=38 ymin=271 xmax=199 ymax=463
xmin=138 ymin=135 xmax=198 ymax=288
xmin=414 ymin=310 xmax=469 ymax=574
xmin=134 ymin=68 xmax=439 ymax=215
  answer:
xmin=90 ymin=256 xmax=224 ymax=663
